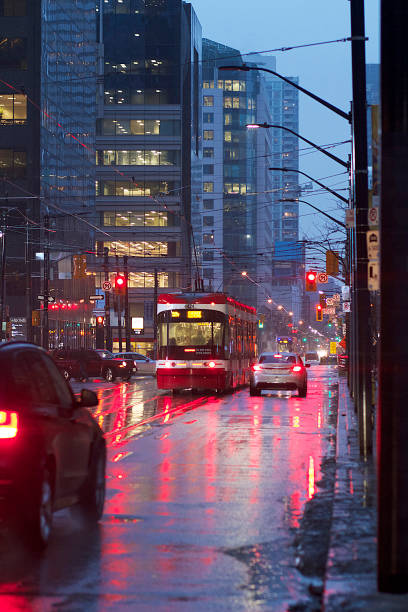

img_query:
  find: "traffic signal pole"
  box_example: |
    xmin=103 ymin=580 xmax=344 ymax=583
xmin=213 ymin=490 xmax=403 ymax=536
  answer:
xmin=124 ymin=255 xmax=131 ymax=352
xmin=377 ymin=0 xmax=408 ymax=592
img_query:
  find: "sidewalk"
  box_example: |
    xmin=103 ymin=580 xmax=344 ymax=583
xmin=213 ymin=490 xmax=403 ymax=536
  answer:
xmin=323 ymin=378 xmax=408 ymax=611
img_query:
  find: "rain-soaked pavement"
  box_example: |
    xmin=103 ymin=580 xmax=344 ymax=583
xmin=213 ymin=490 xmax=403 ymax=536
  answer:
xmin=0 ymin=366 xmax=339 ymax=611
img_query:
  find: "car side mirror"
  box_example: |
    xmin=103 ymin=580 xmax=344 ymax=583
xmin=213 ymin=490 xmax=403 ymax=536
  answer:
xmin=305 ymin=363 xmax=311 ymax=368
xmin=78 ymin=388 xmax=98 ymax=408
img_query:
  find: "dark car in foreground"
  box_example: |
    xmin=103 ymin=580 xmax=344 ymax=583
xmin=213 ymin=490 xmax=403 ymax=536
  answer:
xmin=51 ymin=348 xmax=136 ymax=382
xmin=0 ymin=342 xmax=106 ymax=549
xmin=250 ymin=352 xmax=308 ymax=397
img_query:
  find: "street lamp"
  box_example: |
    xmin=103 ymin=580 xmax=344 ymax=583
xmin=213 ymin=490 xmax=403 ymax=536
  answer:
xmin=246 ymin=122 xmax=349 ymax=169
xmin=279 ymin=198 xmax=346 ymax=228
xmin=219 ymin=64 xmax=351 ymax=122
xmin=269 ymin=167 xmax=348 ymax=204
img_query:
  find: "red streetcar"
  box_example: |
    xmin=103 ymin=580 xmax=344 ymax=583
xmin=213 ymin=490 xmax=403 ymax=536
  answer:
xmin=156 ymin=292 xmax=257 ymax=393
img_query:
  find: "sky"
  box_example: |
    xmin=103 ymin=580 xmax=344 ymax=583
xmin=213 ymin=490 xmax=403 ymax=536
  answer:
xmin=191 ymin=0 xmax=380 ymax=239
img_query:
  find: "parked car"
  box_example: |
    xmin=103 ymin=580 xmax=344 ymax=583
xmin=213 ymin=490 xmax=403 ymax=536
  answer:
xmin=249 ymin=352 xmax=308 ymax=397
xmin=304 ymin=351 xmax=320 ymax=366
xmin=0 ymin=342 xmax=106 ymax=549
xmin=51 ymin=348 xmax=136 ymax=382
xmin=114 ymin=352 xmax=156 ymax=376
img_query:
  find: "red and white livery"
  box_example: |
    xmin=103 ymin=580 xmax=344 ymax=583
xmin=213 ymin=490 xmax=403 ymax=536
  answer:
xmin=156 ymin=292 xmax=257 ymax=393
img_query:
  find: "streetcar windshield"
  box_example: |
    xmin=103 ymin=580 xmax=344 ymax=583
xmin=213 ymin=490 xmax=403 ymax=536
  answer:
xmin=160 ymin=322 xmax=223 ymax=347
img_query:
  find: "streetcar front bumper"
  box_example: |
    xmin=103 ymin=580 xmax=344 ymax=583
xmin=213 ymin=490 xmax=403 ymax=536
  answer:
xmin=157 ymin=367 xmax=227 ymax=390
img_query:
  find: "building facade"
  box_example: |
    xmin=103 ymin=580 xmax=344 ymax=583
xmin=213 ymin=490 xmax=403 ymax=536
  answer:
xmin=0 ymin=0 xmax=97 ymax=342
xmin=93 ymin=0 xmax=202 ymax=355
xmin=200 ymin=39 xmax=274 ymax=310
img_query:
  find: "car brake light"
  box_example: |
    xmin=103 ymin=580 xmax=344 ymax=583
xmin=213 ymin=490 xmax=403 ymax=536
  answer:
xmin=252 ymin=365 xmax=261 ymax=371
xmin=292 ymin=365 xmax=302 ymax=373
xmin=273 ymin=354 xmax=282 ymax=358
xmin=0 ymin=411 xmax=18 ymax=439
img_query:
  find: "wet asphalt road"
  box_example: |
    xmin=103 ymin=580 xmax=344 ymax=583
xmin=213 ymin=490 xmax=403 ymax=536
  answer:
xmin=0 ymin=367 xmax=339 ymax=611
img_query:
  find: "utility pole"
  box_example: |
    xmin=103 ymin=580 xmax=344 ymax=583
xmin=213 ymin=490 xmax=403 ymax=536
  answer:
xmin=25 ymin=205 xmax=32 ymax=343
xmin=42 ymin=214 xmax=50 ymax=350
xmin=103 ymin=247 xmax=112 ymax=351
xmin=350 ymin=0 xmax=372 ymax=455
xmin=0 ymin=209 xmax=6 ymax=341
xmin=123 ymin=255 xmax=131 ymax=351
xmin=378 ymin=0 xmax=408 ymax=593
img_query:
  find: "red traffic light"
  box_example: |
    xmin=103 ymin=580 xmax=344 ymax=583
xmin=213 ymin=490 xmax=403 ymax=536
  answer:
xmin=114 ymin=274 xmax=126 ymax=291
xmin=305 ymin=270 xmax=317 ymax=292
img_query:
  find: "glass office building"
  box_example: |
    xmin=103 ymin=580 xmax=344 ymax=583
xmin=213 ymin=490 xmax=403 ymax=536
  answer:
xmin=0 ymin=1 xmax=97 ymax=338
xmin=94 ymin=0 xmax=202 ymax=354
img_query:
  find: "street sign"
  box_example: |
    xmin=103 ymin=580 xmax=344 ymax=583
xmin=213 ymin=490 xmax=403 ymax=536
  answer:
xmin=326 ymin=298 xmax=334 ymax=306
xmin=367 ymin=230 xmax=380 ymax=260
xmin=368 ymin=261 xmax=380 ymax=291
xmin=345 ymin=209 xmax=355 ymax=228
xmin=317 ymin=272 xmax=328 ymax=284
xmin=368 ymin=206 xmax=379 ymax=227
xmin=89 ymin=295 xmax=104 ymax=301
xmin=323 ymin=307 xmax=335 ymax=315
xmin=102 ymin=281 xmax=112 ymax=291
xmin=342 ymin=286 xmax=350 ymax=301
xmin=332 ymin=293 xmax=340 ymax=303
xmin=343 ymin=301 xmax=351 ymax=313
xmin=37 ymin=295 xmax=55 ymax=303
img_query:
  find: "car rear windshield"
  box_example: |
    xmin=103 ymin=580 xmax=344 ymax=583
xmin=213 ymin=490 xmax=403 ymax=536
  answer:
xmin=305 ymin=353 xmax=319 ymax=360
xmin=259 ymin=354 xmax=296 ymax=364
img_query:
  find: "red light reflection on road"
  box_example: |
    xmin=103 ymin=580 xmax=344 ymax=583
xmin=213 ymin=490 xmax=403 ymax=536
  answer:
xmin=308 ymin=456 xmax=315 ymax=499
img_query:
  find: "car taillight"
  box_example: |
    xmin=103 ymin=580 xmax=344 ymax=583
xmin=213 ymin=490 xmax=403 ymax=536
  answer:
xmin=252 ymin=365 xmax=261 ymax=371
xmin=292 ymin=365 xmax=302 ymax=373
xmin=0 ymin=411 xmax=18 ymax=439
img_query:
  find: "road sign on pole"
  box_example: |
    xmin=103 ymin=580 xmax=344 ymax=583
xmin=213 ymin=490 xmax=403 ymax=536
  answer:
xmin=367 ymin=230 xmax=380 ymax=260
xmin=368 ymin=206 xmax=379 ymax=227
xmin=102 ymin=281 xmax=112 ymax=291
xmin=37 ymin=295 xmax=55 ymax=303
xmin=318 ymin=272 xmax=328 ymax=283
xmin=89 ymin=295 xmax=104 ymax=301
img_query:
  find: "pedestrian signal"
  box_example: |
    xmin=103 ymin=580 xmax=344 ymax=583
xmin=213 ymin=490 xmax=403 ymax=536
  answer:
xmin=326 ymin=250 xmax=339 ymax=276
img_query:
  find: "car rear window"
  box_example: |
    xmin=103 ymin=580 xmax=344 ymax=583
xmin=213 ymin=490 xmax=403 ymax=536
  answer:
xmin=259 ymin=354 xmax=296 ymax=364
xmin=305 ymin=353 xmax=319 ymax=360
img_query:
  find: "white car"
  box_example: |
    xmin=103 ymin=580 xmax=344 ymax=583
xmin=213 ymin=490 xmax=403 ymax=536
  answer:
xmin=114 ymin=352 xmax=156 ymax=376
xmin=249 ymin=352 xmax=308 ymax=397
xmin=304 ymin=352 xmax=320 ymax=366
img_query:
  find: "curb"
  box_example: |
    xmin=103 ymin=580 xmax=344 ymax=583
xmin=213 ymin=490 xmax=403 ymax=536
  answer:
xmin=323 ymin=378 xmax=408 ymax=611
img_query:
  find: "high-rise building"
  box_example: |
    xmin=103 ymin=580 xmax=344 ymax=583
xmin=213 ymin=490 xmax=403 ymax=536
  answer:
xmin=93 ymin=0 xmax=202 ymax=355
xmin=0 ymin=0 xmax=97 ymax=341
xmin=200 ymin=39 xmax=274 ymax=309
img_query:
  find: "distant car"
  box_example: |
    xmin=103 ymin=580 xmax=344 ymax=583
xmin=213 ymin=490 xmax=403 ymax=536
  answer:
xmin=0 ymin=342 xmax=106 ymax=549
xmin=249 ymin=352 xmax=308 ymax=397
xmin=304 ymin=352 xmax=320 ymax=366
xmin=51 ymin=348 xmax=136 ymax=382
xmin=321 ymin=355 xmax=338 ymax=365
xmin=114 ymin=352 xmax=156 ymax=376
